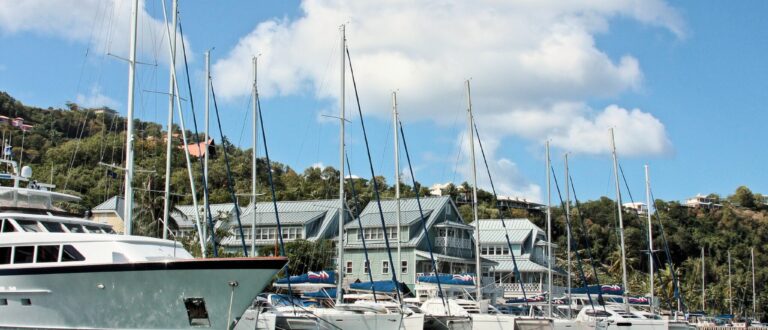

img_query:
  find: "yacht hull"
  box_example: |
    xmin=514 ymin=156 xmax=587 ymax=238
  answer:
xmin=515 ymin=318 xmax=555 ymax=330
xmin=423 ymin=315 xmax=472 ymax=330
xmin=469 ymin=314 xmax=516 ymax=330
xmin=0 ymin=258 xmax=286 ymax=329
xmin=312 ymin=309 xmax=404 ymax=330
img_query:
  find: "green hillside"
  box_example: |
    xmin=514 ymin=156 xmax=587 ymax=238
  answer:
xmin=1 ymin=91 xmax=766 ymax=318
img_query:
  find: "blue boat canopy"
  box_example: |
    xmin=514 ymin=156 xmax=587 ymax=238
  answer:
xmin=276 ymin=271 xmax=336 ymax=285
xmin=570 ymin=284 xmax=623 ymax=295
xmin=417 ymin=273 xmax=475 ymax=286
xmin=349 ymin=280 xmax=407 ymax=293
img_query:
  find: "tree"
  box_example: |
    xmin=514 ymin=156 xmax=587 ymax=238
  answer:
xmin=731 ymin=186 xmax=756 ymax=208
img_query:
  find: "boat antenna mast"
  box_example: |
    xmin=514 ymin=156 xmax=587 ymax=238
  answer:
xmin=609 ymin=128 xmax=630 ymax=310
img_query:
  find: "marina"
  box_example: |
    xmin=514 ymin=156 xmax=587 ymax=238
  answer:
xmin=1 ymin=0 xmax=767 ymax=329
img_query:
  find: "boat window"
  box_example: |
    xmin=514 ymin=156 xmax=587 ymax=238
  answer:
xmin=585 ymin=310 xmax=612 ymax=317
xmin=103 ymin=227 xmax=117 ymax=234
xmin=63 ymin=223 xmax=85 ymax=233
xmin=61 ymin=245 xmax=85 ymax=262
xmin=13 ymin=246 xmax=34 ymax=264
xmin=1 ymin=219 xmax=16 ymax=232
xmin=0 ymin=247 xmax=10 ymax=264
xmin=36 ymin=245 xmax=59 ymax=263
xmin=85 ymin=226 xmax=104 ymax=234
xmin=41 ymin=221 xmax=65 ymax=233
xmin=16 ymin=220 xmax=41 ymax=232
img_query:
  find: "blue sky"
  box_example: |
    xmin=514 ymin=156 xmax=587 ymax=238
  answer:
xmin=0 ymin=0 xmax=766 ymax=204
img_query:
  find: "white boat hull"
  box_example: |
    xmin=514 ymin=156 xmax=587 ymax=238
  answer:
xmin=0 ymin=258 xmax=286 ymax=329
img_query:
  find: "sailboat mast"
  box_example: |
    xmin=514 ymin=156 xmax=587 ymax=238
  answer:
xmin=609 ymin=128 xmax=630 ymax=310
xmin=251 ymin=56 xmax=258 ymax=257
xmin=466 ymin=80 xmax=482 ymax=299
xmin=393 ymin=91 xmax=402 ymax=278
xmin=702 ymin=247 xmax=706 ymax=312
xmin=202 ymin=50 xmax=210 ymax=243
xmin=546 ymin=141 xmax=553 ymax=317
xmin=728 ymin=250 xmax=733 ymax=315
xmin=122 ymin=0 xmax=139 ymax=236
xmin=645 ymin=165 xmax=654 ymax=314
xmin=565 ymin=153 xmax=572 ymax=319
xmin=752 ymin=247 xmax=757 ymax=319
xmin=336 ymin=24 xmax=346 ymax=306
xmin=161 ymin=0 xmax=178 ymax=240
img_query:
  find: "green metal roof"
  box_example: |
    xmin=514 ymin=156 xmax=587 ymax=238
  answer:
xmin=344 ymin=210 xmax=432 ymax=229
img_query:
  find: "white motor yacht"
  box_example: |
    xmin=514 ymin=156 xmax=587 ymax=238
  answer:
xmin=0 ymin=166 xmax=286 ymax=329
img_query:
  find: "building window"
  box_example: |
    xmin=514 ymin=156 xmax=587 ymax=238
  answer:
xmin=382 ymin=261 xmax=390 ymax=274
xmin=364 ymin=261 xmax=370 ymax=274
xmin=401 ymin=260 xmax=408 ymax=274
xmin=481 ymin=245 xmax=513 ymax=256
xmin=346 ymin=261 xmax=353 ymax=274
xmin=361 ymin=228 xmax=396 ymax=240
xmin=281 ymin=227 xmax=303 ymax=240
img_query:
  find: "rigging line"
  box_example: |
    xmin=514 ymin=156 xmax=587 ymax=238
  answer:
xmin=236 ymin=95 xmax=251 ymax=147
xmin=451 ymin=130 xmax=465 ymax=185
xmin=256 ymin=87 xmax=298 ymax=311
xmin=617 ymin=162 xmax=657 ymax=297
xmin=345 ymin=154 xmax=379 ymax=303
xmin=568 ymin=174 xmax=607 ymax=308
xmin=549 ymin=164 xmax=597 ymax=311
xmin=346 ymin=45 xmax=402 ymax=305
xmin=649 ymin=188 xmax=687 ymax=313
xmin=73 ymin=0 xmax=105 ymax=97
xmin=211 ymin=79 xmax=249 ymax=255
xmin=63 ymin=109 xmax=92 ymax=191
xmin=472 ymin=121 xmax=532 ymax=306
xmin=376 ymin=117 xmax=392 ymax=176
xmin=471 ymin=120 xmax=531 ymax=305
xmin=400 ymin=120 xmax=448 ymax=310
xmin=178 ymin=19 xmax=218 ymax=256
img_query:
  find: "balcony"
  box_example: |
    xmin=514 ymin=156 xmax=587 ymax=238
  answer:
xmin=434 ymin=237 xmax=473 ymax=249
xmin=496 ymin=283 xmax=566 ymax=298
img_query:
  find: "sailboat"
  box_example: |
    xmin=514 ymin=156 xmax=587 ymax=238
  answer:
xmin=0 ymin=0 xmax=286 ymax=328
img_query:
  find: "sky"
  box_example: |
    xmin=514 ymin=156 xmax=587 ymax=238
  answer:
xmin=0 ymin=0 xmax=767 ymax=204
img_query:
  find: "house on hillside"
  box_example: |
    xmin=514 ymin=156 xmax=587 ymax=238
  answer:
xmin=183 ymin=138 xmax=216 ymax=158
xmin=685 ymin=194 xmax=722 ymax=209
xmin=342 ymin=196 xmax=497 ymax=289
xmin=477 ymin=219 xmax=564 ymax=298
xmin=220 ymin=199 xmax=351 ymax=255
xmin=170 ymin=202 xmax=240 ymax=239
xmin=90 ymin=196 xmax=126 ymax=233
xmin=622 ymin=202 xmax=648 ymax=216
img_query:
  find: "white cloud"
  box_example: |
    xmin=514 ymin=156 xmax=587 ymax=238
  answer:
xmin=458 ymin=128 xmax=543 ymax=201
xmin=75 ymin=85 xmax=120 ymax=109
xmin=0 ymin=0 xmax=189 ymax=65
xmin=212 ymin=0 xmax=678 ymax=148
xmin=211 ymin=0 xmax=681 ymax=199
